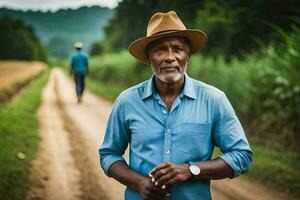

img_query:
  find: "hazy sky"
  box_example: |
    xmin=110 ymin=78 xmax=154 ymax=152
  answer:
xmin=0 ymin=0 xmax=121 ymax=11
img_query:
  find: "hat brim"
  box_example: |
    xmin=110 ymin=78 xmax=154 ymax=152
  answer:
xmin=128 ymin=29 xmax=207 ymax=64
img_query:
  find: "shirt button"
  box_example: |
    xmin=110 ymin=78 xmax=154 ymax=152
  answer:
xmin=166 ymin=129 xmax=171 ymax=133
xmin=162 ymin=110 xmax=167 ymax=114
xmin=165 ymin=150 xmax=170 ymax=155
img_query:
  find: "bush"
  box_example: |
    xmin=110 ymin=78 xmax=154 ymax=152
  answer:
xmin=249 ymin=24 xmax=300 ymax=149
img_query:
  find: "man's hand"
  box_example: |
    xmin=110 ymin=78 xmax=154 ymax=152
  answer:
xmin=138 ymin=176 xmax=168 ymax=200
xmin=150 ymin=162 xmax=193 ymax=190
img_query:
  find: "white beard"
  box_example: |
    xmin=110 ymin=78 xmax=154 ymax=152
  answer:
xmin=151 ymin=63 xmax=187 ymax=83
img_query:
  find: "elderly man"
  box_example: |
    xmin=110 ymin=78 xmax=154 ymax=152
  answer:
xmin=99 ymin=11 xmax=252 ymax=200
xmin=70 ymin=42 xmax=89 ymax=103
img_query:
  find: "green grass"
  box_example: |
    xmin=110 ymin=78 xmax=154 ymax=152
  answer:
xmin=0 ymin=70 xmax=49 ymax=200
xmin=249 ymin=143 xmax=300 ymax=195
xmin=86 ymin=77 xmax=125 ymax=101
xmin=212 ymin=143 xmax=300 ymax=196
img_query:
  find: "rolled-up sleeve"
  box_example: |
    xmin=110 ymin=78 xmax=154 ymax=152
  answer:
xmin=99 ymin=96 xmax=130 ymax=176
xmin=213 ymin=93 xmax=252 ymax=178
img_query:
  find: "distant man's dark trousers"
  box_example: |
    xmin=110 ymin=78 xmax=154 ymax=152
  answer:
xmin=74 ymin=74 xmax=85 ymax=97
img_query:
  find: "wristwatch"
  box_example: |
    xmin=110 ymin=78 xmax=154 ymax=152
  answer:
xmin=188 ymin=163 xmax=201 ymax=176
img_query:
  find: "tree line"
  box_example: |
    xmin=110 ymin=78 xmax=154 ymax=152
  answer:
xmin=0 ymin=16 xmax=47 ymax=61
xmin=91 ymin=0 xmax=300 ymax=57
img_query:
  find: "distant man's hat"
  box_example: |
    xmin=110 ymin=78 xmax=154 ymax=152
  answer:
xmin=74 ymin=42 xmax=83 ymax=49
xmin=128 ymin=11 xmax=207 ymax=64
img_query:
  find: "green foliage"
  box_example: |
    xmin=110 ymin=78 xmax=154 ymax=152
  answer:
xmin=103 ymin=0 xmax=203 ymax=51
xmin=89 ymin=50 xmax=152 ymax=88
xmin=102 ymin=0 xmax=300 ymax=57
xmin=187 ymin=24 xmax=300 ymax=150
xmin=187 ymin=55 xmax=255 ymax=117
xmin=193 ymin=0 xmax=300 ymax=56
xmin=194 ymin=1 xmax=244 ymax=56
xmin=86 ymin=78 xmax=124 ymax=102
xmin=0 ymin=16 xmax=47 ymax=61
xmin=249 ymin=22 xmax=300 ymax=149
xmin=0 ymin=71 xmax=49 ymax=200
xmin=89 ymin=40 xmax=104 ymax=56
xmin=47 ymin=56 xmax=68 ymax=68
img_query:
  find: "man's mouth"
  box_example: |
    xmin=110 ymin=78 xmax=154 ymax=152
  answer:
xmin=161 ymin=66 xmax=179 ymax=72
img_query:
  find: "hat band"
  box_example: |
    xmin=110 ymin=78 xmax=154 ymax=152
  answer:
xmin=151 ymin=29 xmax=185 ymax=36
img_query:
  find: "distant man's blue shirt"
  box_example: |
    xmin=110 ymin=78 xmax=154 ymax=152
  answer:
xmin=99 ymin=74 xmax=252 ymax=200
xmin=71 ymin=51 xmax=89 ymax=74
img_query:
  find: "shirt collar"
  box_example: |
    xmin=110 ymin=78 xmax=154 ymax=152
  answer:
xmin=182 ymin=73 xmax=197 ymax=99
xmin=141 ymin=74 xmax=197 ymax=100
xmin=141 ymin=75 xmax=155 ymax=100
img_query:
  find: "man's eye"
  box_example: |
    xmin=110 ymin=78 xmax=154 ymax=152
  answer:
xmin=174 ymin=48 xmax=183 ymax=52
xmin=154 ymin=48 xmax=164 ymax=53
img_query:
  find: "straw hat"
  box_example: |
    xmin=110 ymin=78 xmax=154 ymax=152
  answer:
xmin=74 ymin=42 xmax=83 ymax=49
xmin=128 ymin=11 xmax=207 ymax=64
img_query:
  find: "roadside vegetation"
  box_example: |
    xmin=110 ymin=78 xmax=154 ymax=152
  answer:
xmin=0 ymin=71 xmax=49 ymax=200
xmin=249 ymin=143 xmax=300 ymax=195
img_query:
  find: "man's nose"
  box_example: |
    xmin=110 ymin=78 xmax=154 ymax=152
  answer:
xmin=165 ymin=48 xmax=175 ymax=63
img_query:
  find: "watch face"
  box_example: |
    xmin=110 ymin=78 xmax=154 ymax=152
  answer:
xmin=189 ymin=165 xmax=201 ymax=175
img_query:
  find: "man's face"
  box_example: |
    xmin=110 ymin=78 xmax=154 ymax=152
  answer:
xmin=147 ymin=36 xmax=190 ymax=83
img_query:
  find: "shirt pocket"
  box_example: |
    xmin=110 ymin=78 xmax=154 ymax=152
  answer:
xmin=177 ymin=123 xmax=212 ymax=156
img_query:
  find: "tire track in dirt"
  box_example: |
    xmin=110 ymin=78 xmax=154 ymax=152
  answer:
xmin=54 ymin=75 xmax=109 ymax=200
xmin=27 ymin=68 xmax=124 ymax=200
xmin=55 ymin=69 xmax=126 ymax=200
xmin=26 ymin=70 xmax=82 ymax=200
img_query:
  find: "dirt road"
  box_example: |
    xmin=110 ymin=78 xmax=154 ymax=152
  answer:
xmin=26 ymin=68 xmax=297 ymax=200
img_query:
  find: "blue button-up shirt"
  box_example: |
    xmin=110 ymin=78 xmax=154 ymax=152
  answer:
xmin=71 ymin=50 xmax=89 ymax=75
xmin=99 ymin=74 xmax=252 ymax=200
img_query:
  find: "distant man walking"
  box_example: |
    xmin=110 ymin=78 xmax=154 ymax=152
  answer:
xmin=70 ymin=42 xmax=89 ymax=103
